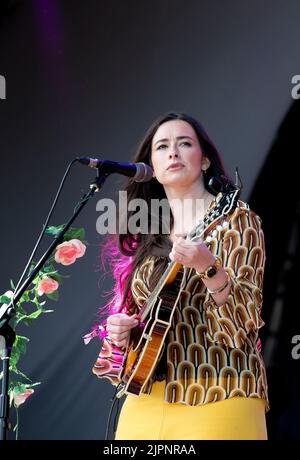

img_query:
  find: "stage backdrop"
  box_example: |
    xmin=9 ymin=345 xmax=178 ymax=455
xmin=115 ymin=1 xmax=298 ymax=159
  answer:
xmin=0 ymin=0 xmax=299 ymax=440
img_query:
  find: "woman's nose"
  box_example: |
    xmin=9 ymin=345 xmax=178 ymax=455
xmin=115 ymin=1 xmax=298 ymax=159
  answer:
xmin=169 ymin=150 xmax=179 ymax=159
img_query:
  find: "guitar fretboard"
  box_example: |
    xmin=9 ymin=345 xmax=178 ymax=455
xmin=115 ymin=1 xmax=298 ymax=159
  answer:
xmin=139 ymin=189 xmax=240 ymax=320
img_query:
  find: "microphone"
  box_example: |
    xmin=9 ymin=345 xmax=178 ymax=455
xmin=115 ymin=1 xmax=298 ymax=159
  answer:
xmin=77 ymin=157 xmax=153 ymax=182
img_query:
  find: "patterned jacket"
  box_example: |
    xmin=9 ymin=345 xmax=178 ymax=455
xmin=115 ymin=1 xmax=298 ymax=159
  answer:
xmin=92 ymin=193 xmax=270 ymax=412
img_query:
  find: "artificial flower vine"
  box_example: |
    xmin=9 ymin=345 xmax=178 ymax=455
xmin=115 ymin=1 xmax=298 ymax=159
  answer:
xmin=0 ymin=225 xmax=87 ymax=438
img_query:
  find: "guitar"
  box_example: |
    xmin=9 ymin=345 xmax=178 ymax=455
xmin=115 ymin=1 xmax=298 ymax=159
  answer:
xmin=116 ymin=186 xmax=241 ymax=399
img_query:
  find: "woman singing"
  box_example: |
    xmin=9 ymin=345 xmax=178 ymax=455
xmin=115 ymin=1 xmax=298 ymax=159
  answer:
xmin=89 ymin=112 xmax=270 ymax=440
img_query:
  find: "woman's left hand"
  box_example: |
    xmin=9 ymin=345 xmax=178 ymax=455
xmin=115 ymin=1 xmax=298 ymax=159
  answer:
xmin=169 ymin=234 xmax=216 ymax=272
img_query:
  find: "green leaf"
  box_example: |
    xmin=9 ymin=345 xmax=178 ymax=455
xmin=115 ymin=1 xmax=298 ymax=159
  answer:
xmin=45 ymin=224 xmax=66 ymax=237
xmin=10 ymin=335 xmax=30 ymax=368
xmin=9 ymin=389 xmax=14 ymax=407
xmin=42 ymin=265 xmax=56 ymax=274
xmin=16 ymin=309 xmax=44 ymax=325
xmin=31 ymin=295 xmax=43 ymax=307
xmin=48 ymin=272 xmax=64 ymax=284
xmin=15 ymin=335 xmax=30 ymax=353
xmin=12 ymin=383 xmax=28 ymax=395
xmin=15 ymin=304 xmax=28 ymax=318
xmin=10 ymin=347 xmax=21 ymax=369
xmin=46 ymin=290 xmax=59 ymax=301
xmin=64 ymin=227 xmax=85 ymax=242
xmin=0 ymin=295 xmax=12 ymax=304
xmin=20 ymin=290 xmax=31 ymax=303
xmin=25 ymin=309 xmax=43 ymax=320
xmin=27 ymin=262 xmax=37 ymax=276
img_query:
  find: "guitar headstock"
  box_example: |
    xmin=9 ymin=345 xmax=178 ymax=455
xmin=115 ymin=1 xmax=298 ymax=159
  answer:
xmin=189 ymin=187 xmax=241 ymax=243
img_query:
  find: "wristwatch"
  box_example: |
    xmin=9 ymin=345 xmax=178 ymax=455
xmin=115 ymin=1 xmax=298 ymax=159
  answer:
xmin=197 ymin=256 xmax=222 ymax=280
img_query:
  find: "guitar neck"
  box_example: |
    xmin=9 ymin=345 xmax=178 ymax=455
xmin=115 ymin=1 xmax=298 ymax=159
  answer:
xmin=138 ymin=188 xmax=240 ymax=321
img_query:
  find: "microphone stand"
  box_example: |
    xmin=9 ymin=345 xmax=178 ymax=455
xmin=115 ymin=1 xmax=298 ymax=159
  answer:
xmin=0 ymin=171 xmax=108 ymax=440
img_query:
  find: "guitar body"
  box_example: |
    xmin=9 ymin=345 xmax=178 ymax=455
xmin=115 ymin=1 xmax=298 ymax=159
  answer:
xmin=118 ymin=263 xmax=183 ymax=396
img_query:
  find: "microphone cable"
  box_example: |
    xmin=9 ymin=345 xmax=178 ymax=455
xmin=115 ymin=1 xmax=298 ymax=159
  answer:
xmin=11 ymin=158 xmax=80 ymax=306
xmin=105 ymin=384 xmax=124 ymax=440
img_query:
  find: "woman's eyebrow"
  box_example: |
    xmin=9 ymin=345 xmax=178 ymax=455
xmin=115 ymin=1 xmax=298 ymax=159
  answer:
xmin=154 ymin=135 xmax=193 ymax=146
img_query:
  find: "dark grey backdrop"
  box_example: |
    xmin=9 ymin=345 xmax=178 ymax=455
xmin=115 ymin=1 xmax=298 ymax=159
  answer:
xmin=0 ymin=0 xmax=299 ymax=440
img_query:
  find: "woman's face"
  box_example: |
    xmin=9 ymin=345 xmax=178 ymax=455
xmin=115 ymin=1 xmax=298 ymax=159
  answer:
xmin=150 ymin=119 xmax=210 ymax=188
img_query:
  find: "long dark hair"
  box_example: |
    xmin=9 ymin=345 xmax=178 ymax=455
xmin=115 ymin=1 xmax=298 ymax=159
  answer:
xmin=98 ymin=112 xmax=233 ymax=320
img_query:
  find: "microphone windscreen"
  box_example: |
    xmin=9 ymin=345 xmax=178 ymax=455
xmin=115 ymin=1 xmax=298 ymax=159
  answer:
xmin=134 ymin=163 xmax=153 ymax=182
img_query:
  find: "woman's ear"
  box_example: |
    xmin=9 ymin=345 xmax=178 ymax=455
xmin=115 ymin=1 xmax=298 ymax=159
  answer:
xmin=202 ymin=156 xmax=211 ymax=172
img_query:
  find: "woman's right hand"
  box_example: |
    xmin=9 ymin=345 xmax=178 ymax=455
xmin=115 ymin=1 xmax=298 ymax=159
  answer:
xmin=106 ymin=313 xmax=140 ymax=348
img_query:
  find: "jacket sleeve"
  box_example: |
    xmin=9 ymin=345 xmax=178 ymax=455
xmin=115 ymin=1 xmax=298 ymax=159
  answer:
xmin=92 ymin=291 xmax=140 ymax=386
xmin=92 ymin=257 xmax=155 ymax=386
xmin=203 ymin=203 xmax=266 ymax=349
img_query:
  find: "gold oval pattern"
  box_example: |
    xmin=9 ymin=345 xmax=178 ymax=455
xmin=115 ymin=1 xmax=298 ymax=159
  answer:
xmin=230 ymin=349 xmax=247 ymax=372
xmin=168 ymin=342 xmax=185 ymax=368
xmin=238 ymin=265 xmax=255 ymax=284
xmin=229 ymin=388 xmax=246 ymax=398
xmin=244 ymin=226 xmax=259 ymax=251
xmin=183 ymin=306 xmax=201 ymax=328
xmin=205 ymin=310 xmax=221 ymax=336
xmin=186 ymin=275 xmax=203 ymax=296
xmin=177 ymin=361 xmax=195 ymax=390
xmin=240 ymin=370 xmax=256 ymax=395
xmin=223 ymin=229 xmax=240 ymax=260
xmin=231 ymin=246 xmax=248 ymax=273
xmin=248 ymin=246 xmax=264 ymax=272
xmin=208 ymin=346 xmax=227 ymax=372
xmin=185 ymin=384 xmax=206 ymax=405
xmin=165 ymin=381 xmax=184 ymax=403
xmin=187 ymin=343 xmax=205 ymax=366
xmin=176 ymin=323 xmax=194 ymax=349
xmin=219 ymin=368 xmax=238 ymax=395
xmin=205 ymin=386 xmax=227 ymax=403
xmin=197 ymin=364 xmax=217 ymax=389
xmin=249 ymin=355 xmax=260 ymax=380
xmin=195 ymin=324 xmax=209 ymax=348
xmin=178 ymin=290 xmax=191 ymax=310
xmin=219 ymin=318 xmax=238 ymax=337
xmin=211 ymin=331 xmax=235 ymax=348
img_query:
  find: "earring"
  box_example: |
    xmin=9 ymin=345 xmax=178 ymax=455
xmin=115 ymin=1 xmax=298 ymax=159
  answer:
xmin=202 ymin=168 xmax=207 ymax=174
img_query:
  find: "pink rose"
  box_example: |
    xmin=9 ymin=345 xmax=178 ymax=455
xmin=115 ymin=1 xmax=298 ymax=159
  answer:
xmin=55 ymin=239 xmax=86 ymax=266
xmin=13 ymin=388 xmax=34 ymax=408
xmin=37 ymin=276 xmax=59 ymax=296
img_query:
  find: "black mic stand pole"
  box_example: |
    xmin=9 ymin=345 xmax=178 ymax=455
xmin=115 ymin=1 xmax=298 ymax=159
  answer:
xmin=0 ymin=171 xmax=108 ymax=440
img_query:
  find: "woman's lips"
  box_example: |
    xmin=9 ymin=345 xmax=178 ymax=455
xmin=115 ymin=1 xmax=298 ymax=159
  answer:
xmin=167 ymin=163 xmax=184 ymax=171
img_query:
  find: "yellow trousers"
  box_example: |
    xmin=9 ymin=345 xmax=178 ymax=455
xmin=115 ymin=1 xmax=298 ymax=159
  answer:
xmin=115 ymin=380 xmax=268 ymax=440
